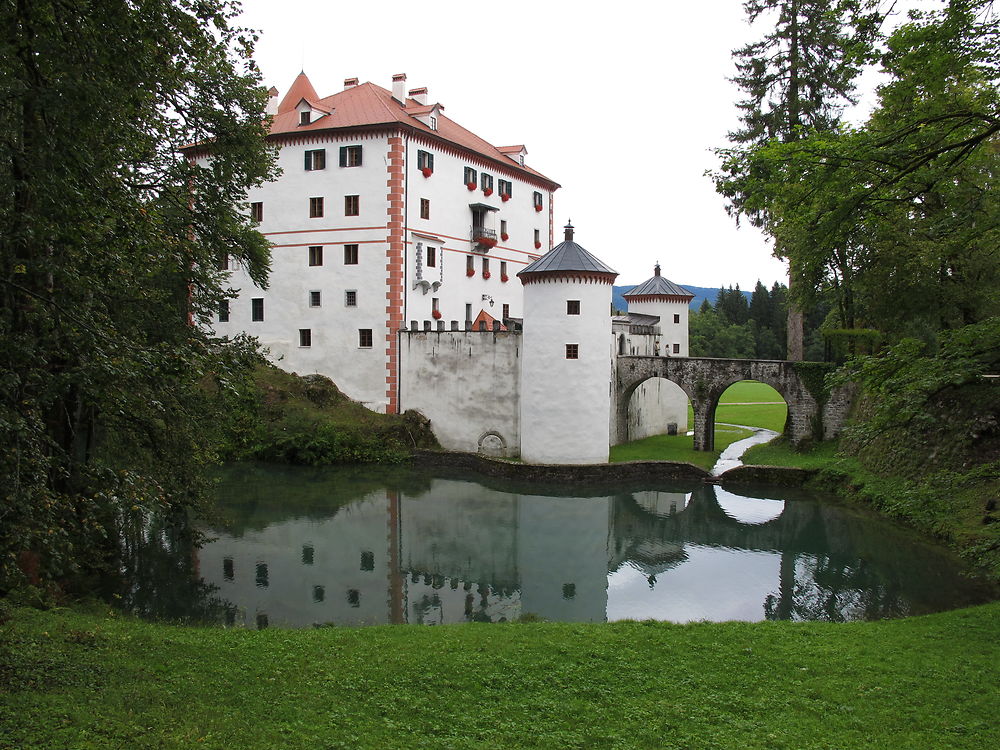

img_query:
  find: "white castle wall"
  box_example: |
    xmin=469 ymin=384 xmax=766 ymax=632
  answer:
xmin=520 ymin=278 xmax=613 ymax=464
xmin=399 ymin=329 xmax=521 ymax=454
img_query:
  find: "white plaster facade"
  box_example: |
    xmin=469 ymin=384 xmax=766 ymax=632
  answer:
xmin=193 ymin=72 xmax=557 ymax=413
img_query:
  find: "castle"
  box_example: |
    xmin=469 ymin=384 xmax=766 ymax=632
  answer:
xmin=192 ymin=74 xmax=694 ymax=463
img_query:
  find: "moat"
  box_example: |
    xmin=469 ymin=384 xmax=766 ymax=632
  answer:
xmin=117 ymin=464 xmax=995 ymax=628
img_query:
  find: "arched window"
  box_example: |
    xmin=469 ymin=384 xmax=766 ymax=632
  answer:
xmin=618 ymin=334 xmax=626 ymax=355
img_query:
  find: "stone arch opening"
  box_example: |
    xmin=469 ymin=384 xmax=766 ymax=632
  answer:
xmin=623 ymin=376 xmax=691 ymax=445
xmin=697 ymin=379 xmax=789 ymax=453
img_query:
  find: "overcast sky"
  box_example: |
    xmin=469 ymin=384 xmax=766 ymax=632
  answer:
xmin=236 ymin=0 xmax=875 ymax=289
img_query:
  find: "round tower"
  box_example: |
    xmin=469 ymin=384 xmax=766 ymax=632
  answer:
xmin=518 ymin=223 xmax=618 ymax=464
xmin=623 ymin=263 xmax=694 ymax=356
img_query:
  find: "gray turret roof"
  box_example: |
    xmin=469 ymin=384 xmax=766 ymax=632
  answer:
xmin=624 ymin=264 xmax=693 ymax=298
xmin=518 ymin=222 xmax=617 ymax=278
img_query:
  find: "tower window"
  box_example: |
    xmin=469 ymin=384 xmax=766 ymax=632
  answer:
xmin=309 ymin=197 xmax=324 ymax=218
xmin=674 ymin=314 xmax=680 ymax=324
xmin=345 ymin=290 xmax=357 ymax=307
xmin=309 ymin=290 xmax=321 ymax=307
xmin=299 ymin=329 xmax=312 ymax=347
xmin=250 ymin=202 xmax=263 ymax=222
xmin=359 ymin=329 xmax=373 ymax=348
xmin=344 ymin=244 xmax=359 ymax=264
xmin=308 ymin=246 xmax=323 ymax=266
xmin=251 ymin=298 xmax=264 ymax=322
xmin=567 ymin=300 xmax=580 ymax=315
xmin=565 ymin=344 xmax=579 ymax=359
xmin=344 ymin=195 xmax=359 ymax=216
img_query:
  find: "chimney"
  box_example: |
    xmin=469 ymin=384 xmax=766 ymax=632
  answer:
xmin=408 ymin=86 xmax=428 ymax=105
xmin=564 ymin=221 xmax=574 ymax=242
xmin=654 ymin=262 xmax=661 ymax=277
xmin=343 ymin=77 xmax=359 ymax=89
xmin=265 ymin=86 xmax=279 ymax=116
xmin=392 ymin=73 xmax=407 ymax=104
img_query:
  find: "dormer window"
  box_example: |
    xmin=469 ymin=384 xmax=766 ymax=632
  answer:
xmin=300 ymin=111 xmax=311 ymax=126
xmin=430 ymin=116 xmax=438 ymax=130
xmin=519 ymin=154 xmax=525 ymax=166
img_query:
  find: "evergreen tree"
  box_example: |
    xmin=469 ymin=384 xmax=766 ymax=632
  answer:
xmin=1 ymin=0 xmax=276 ymax=590
xmin=714 ymin=0 xmax=880 ymax=358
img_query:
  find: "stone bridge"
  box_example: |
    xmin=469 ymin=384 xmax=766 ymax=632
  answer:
xmin=613 ymin=356 xmax=854 ymax=451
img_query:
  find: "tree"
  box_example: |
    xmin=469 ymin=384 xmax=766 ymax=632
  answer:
xmin=726 ymin=0 xmax=1000 ymax=340
xmin=715 ymin=0 xmax=880 ymax=359
xmin=1 ymin=0 xmax=276 ymax=591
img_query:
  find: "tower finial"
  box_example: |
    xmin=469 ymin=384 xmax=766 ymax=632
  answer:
xmin=564 ymin=220 xmax=574 ymax=242
xmin=654 ymin=261 xmax=661 ymax=277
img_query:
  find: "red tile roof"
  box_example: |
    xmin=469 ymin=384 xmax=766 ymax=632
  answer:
xmin=267 ymin=74 xmax=557 ymax=188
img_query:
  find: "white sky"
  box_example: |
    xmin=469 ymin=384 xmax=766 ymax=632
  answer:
xmin=235 ymin=0 xmax=876 ymax=289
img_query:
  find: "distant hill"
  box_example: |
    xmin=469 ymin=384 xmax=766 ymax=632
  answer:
xmin=612 ymin=284 xmax=751 ymax=312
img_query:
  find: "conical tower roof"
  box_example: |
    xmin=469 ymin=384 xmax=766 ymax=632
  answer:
xmin=277 ymin=71 xmax=321 ymax=113
xmin=518 ymin=223 xmax=617 ymax=284
xmin=624 ymin=263 xmax=693 ymax=300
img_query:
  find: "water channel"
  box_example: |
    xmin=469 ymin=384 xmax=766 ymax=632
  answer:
xmin=117 ymin=463 xmax=995 ymax=628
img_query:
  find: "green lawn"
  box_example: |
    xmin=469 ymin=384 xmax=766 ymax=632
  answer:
xmin=611 ymin=380 xmax=786 ymax=465
xmin=2 ymin=603 xmax=997 ymax=749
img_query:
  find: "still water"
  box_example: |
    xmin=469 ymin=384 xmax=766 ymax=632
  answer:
xmin=118 ymin=464 xmax=995 ymax=628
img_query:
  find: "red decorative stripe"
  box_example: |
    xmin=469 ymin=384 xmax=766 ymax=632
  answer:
xmin=384 ymin=136 xmax=406 ymax=414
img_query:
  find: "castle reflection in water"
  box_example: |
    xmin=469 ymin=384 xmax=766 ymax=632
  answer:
xmin=188 ymin=470 xmax=990 ymax=628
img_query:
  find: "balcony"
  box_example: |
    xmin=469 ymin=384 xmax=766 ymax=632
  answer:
xmin=471 ymin=226 xmax=497 ymax=251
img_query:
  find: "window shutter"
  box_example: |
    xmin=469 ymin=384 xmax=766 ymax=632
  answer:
xmin=305 ymin=151 xmax=311 ymax=170
xmin=355 ymin=146 xmax=362 ymax=167
xmin=339 ymin=146 xmax=348 ymax=167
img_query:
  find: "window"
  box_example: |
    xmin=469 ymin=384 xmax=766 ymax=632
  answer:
xmin=534 ymin=228 xmax=540 ymax=245
xmin=673 ymin=343 xmax=680 ymax=354
xmin=430 ymin=115 xmax=437 ymax=131
xmin=313 ymin=585 xmax=325 ymax=603
xmin=309 ymin=291 xmax=321 ymax=307
xmin=347 ymin=589 xmax=360 ymax=607
xmin=420 ymin=198 xmax=430 ymax=220
xmin=218 ymin=300 xmax=230 ymax=323
xmin=360 ymin=551 xmax=375 ymax=571
xmin=359 ymin=329 xmax=373 ymax=348
xmin=299 ymin=110 xmax=311 ymax=125
xmin=480 ymin=173 xmax=494 ymax=192
xmin=216 ymin=251 xmax=229 ymax=271
xmin=343 ymin=244 xmax=358 ymax=264
xmin=308 ymin=246 xmax=323 ymax=266
xmin=426 ymin=246 xmax=436 ymax=267
xmin=519 ymin=153 xmax=525 ymax=166
xmin=304 ymin=148 xmax=326 ymax=170
xmin=250 ymin=202 xmax=263 ymax=222
xmin=465 ymin=303 xmax=472 ymax=323
xmin=500 ymin=261 xmax=507 ymax=277
xmin=255 ymin=563 xmax=268 ymax=588
xmin=299 ymin=328 xmax=312 ymax=347
xmin=302 ymin=545 xmax=314 ymax=565
xmin=562 ymin=583 xmax=576 ymax=600
xmin=344 ymin=195 xmax=359 ymax=216
xmin=567 ymin=300 xmax=580 ymax=315
xmin=466 ymin=255 xmax=474 ymax=275
xmin=251 ymin=298 xmax=264 ymax=322
xmin=502 ymin=303 xmax=509 ymax=320
xmin=463 ymin=166 xmax=477 ymax=186
xmin=417 ymin=150 xmax=434 ymax=171
xmin=533 ymin=191 xmax=543 ymax=209
xmin=345 ymin=290 xmax=357 ymax=307
xmin=566 ymin=344 xmax=579 ymax=359
xmin=223 ymin=558 xmax=234 ymax=581
xmin=498 ymin=178 xmax=512 ymax=197
xmin=339 ymin=145 xmax=362 ymax=167
xmin=432 ymin=297 xmax=439 ymax=315
xmin=309 ymin=197 xmax=324 ymax=218
xmin=482 ymin=257 xmax=489 ymax=275
xmin=500 ymin=219 xmax=507 ymax=237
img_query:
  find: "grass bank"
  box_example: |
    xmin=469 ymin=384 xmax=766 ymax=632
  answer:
xmin=2 ymin=603 xmax=998 ymax=750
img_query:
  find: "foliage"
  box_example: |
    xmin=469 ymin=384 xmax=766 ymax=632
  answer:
xmin=2 ymin=603 xmax=999 ymax=749
xmin=221 ymin=365 xmax=439 ymax=466
xmin=691 ymin=282 xmax=793 ymax=359
xmin=0 ymin=0 xmax=276 ymax=593
xmin=716 ymin=1 xmax=1000 ymax=338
